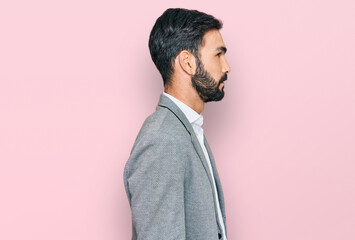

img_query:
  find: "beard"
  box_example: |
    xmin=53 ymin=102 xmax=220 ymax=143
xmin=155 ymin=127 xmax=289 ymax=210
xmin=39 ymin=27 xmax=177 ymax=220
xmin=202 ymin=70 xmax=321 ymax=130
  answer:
xmin=191 ymin=56 xmax=228 ymax=103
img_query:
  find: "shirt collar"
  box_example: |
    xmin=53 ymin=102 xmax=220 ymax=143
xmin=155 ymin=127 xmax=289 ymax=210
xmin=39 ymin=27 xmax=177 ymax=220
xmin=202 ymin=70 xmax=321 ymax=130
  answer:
xmin=163 ymin=92 xmax=203 ymax=127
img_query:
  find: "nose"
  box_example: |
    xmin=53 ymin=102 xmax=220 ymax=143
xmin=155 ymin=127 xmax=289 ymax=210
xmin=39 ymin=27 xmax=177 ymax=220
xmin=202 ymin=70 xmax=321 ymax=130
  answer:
xmin=222 ymin=57 xmax=231 ymax=74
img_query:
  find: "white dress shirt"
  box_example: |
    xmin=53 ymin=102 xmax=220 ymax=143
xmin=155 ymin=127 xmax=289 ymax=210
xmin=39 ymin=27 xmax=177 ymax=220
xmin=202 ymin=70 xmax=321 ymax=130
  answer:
xmin=163 ymin=92 xmax=227 ymax=240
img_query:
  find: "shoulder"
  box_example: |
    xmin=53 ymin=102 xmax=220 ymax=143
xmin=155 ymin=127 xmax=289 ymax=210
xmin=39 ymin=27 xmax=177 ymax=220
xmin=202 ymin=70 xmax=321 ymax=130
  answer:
xmin=125 ymin=112 xmax=190 ymax=181
xmin=133 ymin=106 xmax=190 ymax=149
xmin=126 ymin=107 xmax=192 ymax=172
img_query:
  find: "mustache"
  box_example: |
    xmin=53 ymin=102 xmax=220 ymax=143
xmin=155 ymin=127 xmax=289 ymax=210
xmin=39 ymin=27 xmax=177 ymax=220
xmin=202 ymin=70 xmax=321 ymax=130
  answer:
xmin=219 ymin=74 xmax=228 ymax=84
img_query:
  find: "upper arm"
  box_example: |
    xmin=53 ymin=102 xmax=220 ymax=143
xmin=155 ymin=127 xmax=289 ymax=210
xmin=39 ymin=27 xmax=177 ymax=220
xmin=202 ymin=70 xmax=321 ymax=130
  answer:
xmin=125 ymin=132 xmax=187 ymax=239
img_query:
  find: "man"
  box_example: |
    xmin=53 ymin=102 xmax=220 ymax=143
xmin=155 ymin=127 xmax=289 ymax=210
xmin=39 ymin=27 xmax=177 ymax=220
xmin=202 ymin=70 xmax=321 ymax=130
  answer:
xmin=123 ymin=8 xmax=231 ymax=240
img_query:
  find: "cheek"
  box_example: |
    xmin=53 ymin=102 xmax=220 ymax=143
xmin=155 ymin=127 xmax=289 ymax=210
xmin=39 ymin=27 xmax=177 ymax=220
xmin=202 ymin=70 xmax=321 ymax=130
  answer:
xmin=211 ymin=58 xmax=223 ymax=77
xmin=202 ymin=57 xmax=223 ymax=80
xmin=207 ymin=57 xmax=219 ymax=68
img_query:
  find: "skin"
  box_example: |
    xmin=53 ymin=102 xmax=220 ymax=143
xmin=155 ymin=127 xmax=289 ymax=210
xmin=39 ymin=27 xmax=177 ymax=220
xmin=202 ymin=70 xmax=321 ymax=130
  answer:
xmin=165 ymin=29 xmax=231 ymax=114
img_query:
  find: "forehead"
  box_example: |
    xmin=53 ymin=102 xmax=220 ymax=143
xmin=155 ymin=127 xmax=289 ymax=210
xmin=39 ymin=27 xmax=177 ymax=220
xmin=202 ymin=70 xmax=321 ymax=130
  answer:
xmin=200 ymin=29 xmax=226 ymax=51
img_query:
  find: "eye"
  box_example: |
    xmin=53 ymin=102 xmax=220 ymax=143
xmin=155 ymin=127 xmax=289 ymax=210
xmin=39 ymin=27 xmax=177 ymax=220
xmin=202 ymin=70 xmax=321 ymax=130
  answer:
xmin=216 ymin=52 xmax=223 ymax=57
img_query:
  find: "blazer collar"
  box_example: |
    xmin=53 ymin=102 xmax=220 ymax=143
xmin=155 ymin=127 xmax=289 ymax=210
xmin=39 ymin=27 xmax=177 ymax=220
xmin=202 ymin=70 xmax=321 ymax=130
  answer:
xmin=157 ymin=93 xmax=194 ymax=136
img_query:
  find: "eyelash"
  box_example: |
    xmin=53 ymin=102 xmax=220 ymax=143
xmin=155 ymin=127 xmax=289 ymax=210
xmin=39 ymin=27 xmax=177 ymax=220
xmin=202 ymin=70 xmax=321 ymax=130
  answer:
xmin=217 ymin=52 xmax=222 ymax=57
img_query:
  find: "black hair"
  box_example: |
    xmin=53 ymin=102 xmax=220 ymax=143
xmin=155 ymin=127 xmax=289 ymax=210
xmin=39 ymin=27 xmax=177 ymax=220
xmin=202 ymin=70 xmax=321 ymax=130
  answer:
xmin=148 ymin=8 xmax=223 ymax=86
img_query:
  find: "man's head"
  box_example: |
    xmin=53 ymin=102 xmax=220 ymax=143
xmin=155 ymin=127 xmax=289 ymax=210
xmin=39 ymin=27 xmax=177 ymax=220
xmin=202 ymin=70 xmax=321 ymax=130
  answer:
xmin=149 ymin=8 xmax=230 ymax=102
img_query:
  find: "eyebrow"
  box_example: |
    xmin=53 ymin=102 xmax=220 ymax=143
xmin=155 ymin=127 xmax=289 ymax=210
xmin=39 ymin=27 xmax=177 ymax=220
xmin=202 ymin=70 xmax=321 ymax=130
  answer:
xmin=216 ymin=46 xmax=227 ymax=54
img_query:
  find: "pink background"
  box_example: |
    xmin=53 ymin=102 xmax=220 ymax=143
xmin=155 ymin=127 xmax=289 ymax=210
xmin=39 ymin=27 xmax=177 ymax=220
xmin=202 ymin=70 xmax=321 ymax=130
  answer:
xmin=1 ymin=0 xmax=354 ymax=239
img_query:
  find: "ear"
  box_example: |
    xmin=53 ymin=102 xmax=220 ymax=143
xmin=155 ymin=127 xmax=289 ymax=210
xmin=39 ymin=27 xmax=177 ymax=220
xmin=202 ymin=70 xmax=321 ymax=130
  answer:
xmin=178 ymin=50 xmax=197 ymax=75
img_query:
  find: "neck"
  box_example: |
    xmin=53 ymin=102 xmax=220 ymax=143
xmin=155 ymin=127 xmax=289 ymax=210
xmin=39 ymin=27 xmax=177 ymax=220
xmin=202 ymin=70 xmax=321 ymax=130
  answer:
xmin=164 ymin=87 xmax=204 ymax=114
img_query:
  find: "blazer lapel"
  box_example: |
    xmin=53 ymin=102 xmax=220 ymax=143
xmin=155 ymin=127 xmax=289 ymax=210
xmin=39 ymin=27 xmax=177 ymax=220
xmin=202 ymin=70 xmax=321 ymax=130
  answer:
xmin=204 ymin=136 xmax=227 ymax=235
xmin=157 ymin=93 xmax=216 ymax=199
xmin=158 ymin=93 xmax=227 ymax=235
xmin=204 ymin=137 xmax=226 ymax=216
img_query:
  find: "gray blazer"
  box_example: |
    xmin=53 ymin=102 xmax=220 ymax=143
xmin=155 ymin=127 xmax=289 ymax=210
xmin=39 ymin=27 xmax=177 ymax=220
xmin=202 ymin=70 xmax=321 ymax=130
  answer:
xmin=124 ymin=93 xmax=227 ymax=240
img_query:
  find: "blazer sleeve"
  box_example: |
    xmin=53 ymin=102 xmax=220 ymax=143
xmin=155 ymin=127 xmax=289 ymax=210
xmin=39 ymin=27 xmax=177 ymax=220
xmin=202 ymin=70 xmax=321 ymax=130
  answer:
xmin=125 ymin=131 xmax=187 ymax=240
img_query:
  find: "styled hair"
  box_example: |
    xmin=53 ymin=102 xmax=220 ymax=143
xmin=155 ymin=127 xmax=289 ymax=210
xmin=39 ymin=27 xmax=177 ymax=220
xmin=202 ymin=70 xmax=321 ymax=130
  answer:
xmin=148 ymin=8 xmax=223 ymax=86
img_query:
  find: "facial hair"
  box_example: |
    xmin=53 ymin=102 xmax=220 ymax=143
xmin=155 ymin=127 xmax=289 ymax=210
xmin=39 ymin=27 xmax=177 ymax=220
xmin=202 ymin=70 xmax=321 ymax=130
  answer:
xmin=191 ymin=56 xmax=228 ymax=103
